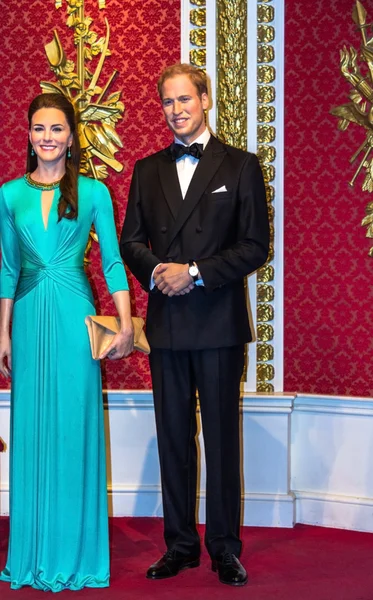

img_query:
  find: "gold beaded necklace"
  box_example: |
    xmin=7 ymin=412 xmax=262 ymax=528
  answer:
xmin=24 ymin=172 xmax=62 ymax=191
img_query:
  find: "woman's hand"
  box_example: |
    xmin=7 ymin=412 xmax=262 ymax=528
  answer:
xmin=101 ymin=290 xmax=134 ymax=360
xmin=0 ymin=333 xmax=12 ymax=378
xmin=99 ymin=320 xmax=134 ymax=360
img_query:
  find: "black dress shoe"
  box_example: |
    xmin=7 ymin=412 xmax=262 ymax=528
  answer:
xmin=212 ymin=553 xmax=248 ymax=586
xmin=146 ymin=549 xmax=200 ymax=580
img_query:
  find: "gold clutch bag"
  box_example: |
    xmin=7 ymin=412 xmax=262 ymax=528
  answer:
xmin=85 ymin=315 xmax=150 ymax=359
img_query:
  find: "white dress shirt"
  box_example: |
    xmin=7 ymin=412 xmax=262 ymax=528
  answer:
xmin=174 ymin=128 xmax=211 ymax=198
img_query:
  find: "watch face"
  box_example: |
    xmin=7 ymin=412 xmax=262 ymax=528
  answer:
xmin=189 ymin=265 xmax=198 ymax=277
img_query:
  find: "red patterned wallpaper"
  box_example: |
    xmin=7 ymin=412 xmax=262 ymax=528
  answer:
xmin=0 ymin=0 xmax=180 ymax=389
xmin=3 ymin=1 xmax=369 ymax=397
xmin=284 ymin=0 xmax=373 ymax=396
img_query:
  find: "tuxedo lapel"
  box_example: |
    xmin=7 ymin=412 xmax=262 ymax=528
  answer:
xmin=166 ymin=136 xmax=226 ymax=250
xmin=157 ymin=148 xmax=183 ymax=221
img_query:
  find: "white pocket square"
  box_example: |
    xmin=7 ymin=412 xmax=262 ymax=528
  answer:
xmin=212 ymin=185 xmax=228 ymax=193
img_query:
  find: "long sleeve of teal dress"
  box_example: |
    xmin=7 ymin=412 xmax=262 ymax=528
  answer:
xmin=0 ymin=175 xmax=128 ymax=592
xmin=0 ymin=187 xmax=21 ymax=299
xmin=92 ymin=178 xmax=129 ymax=294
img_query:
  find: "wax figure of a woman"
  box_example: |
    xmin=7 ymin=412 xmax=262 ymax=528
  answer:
xmin=0 ymin=93 xmax=133 ymax=591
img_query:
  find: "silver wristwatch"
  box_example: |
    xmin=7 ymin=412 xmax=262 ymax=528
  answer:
xmin=188 ymin=260 xmax=199 ymax=282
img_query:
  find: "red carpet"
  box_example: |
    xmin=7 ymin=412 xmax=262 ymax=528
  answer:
xmin=0 ymin=517 xmax=372 ymax=599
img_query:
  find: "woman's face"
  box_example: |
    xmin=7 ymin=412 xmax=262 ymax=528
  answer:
xmin=29 ymin=107 xmax=73 ymax=168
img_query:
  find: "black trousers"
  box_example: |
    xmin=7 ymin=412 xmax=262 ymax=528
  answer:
xmin=149 ymin=345 xmax=244 ymax=559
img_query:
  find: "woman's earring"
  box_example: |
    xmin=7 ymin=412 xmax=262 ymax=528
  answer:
xmin=67 ymin=147 xmax=71 ymax=159
xmin=31 ymin=147 xmax=35 ymax=156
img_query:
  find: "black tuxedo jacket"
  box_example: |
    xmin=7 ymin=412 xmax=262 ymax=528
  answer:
xmin=120 ymin=135 xmax=269 ymax=350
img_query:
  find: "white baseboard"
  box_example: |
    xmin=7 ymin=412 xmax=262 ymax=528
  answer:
xmin=295 ymin=490 xmax=373 ymax=533
xmin=0 ymin=488 xmax=8 ymax=515
xmin=242 ymin=493 xmax=294 ymax=527
xmin=108 ymin=485 xmax=163 ymax=518
xmin=107 ymin=485 xmax=295 ymax=528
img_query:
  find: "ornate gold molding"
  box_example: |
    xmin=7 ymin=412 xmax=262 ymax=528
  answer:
xmin=189 ymin=0 xmax=277 ymax=391
xmin=258 ymin=25 xmax=275 ymax=44
xmin=190 ymin=29 xmax=206 ymax=46
xmin=258 ymin=65 xmax=275 ymax=83
xmin=216 ymin=0 xmax=248 ymax=377
xmin=190 ymin=9 xmax=206 ymax=29
xmin=216 ymin=1 xmax=247 ymax=150
xmin=189 ymin=1 xmax=206 ymax=68
xmin=257 ymin=1 xmax=276 ymax=393
xmin=258 ymin=4 xmax=274 ymax=22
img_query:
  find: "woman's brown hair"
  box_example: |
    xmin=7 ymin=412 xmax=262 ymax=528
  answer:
xmin=27 ymin=93 xmax=81 ymax=221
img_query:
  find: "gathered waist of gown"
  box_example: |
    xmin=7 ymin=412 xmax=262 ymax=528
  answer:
xmin=15 ymin=261 xmax=94 ymax=303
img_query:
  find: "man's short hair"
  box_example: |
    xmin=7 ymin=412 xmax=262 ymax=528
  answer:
xmin=157 ymin=63 xmax=208 ymax=99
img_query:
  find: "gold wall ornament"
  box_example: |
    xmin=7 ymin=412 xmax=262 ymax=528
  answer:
xmin=257 ymin=4 xmax=274 ymax=22
xmin=267 ymin=243 xmax=274 ymax=262
xmin=258 ymin=105 xmax=276 ymax=123
xmin=189 ymin=0 xmax=206 ymax=70
xmin=261 ymin=164 xmax=275 ymax=182
xmin=190 ymin=29 xmax=206 ymax=46
xmin=257 ymin=324 xmax=274 ymax=342
xmin=217 ymin=0 xmax=247 ymax=150
xmin=266 ymin=184 xmax=275 ymax=202
xmin=257 ymin=144 xmax=276 ymax=162
xmin=190 ymin=8 xmax=206 ymax=27
xmin=257 ymin=343 xmax=274 ymax=362
xmin=257 ymin=382 xmax=275 ymax=393
xmin=267 ymin=203 xmax=275 ymax=221
xmin=257 ymin=303 xmax=274 ymax=321
xmin=331 ymin=0 xmax=373 ymax=256
xmin=257 ymin=284 xmax=275 ymax=303
xmin=269 ymin=222 xmax=275 ymax=240
xmin=190 ymin=48 xmax=206 ymax=67
xmin=258 ymin=65 xmax=275 ymax=83
xmin=258 ymin=86 xmax=276 ymax=104
xmin=257 ymin=363 xmax=275 ymax=381
xmin=257 ymin=264 xmax=274 ymax=283
xmin=217 ymin=0 xmax=248 ymax=378
xmin=258 ymin=45 xmax=275 ymax=63
xmin=258 ymin=125 xmax=276 ymax=143
xmin=258 ymin=25 xmax=275 ymax=44
xmin=45 ymin=0 xmax=124 ymax=263
xmin=44 ymin=0 xmax=124 ymax=182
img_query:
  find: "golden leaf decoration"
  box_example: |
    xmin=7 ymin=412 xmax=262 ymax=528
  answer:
xmin=331 ymin=1 xmax=373 ymax=254
xmin=45 ymin=0 xmax=125 ymax=262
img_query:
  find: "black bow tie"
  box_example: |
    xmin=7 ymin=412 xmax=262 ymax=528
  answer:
xmin=170 ymin=142 xmax=203 ymax=161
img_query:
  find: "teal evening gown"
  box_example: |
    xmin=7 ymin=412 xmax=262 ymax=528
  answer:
xmin=0 ymin=175 xmax=128 ymax=591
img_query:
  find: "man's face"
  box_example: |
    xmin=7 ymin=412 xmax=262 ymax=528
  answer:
xmin=161 ymin=74 xmax=209 ymax=145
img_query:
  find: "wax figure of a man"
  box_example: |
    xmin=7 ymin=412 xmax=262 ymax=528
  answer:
xmin=120 ymin=63 xmax=269 ymax=587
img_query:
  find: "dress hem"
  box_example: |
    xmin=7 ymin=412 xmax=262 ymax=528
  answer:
xmin=0 ymin=573 xmax=110 ymax=592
